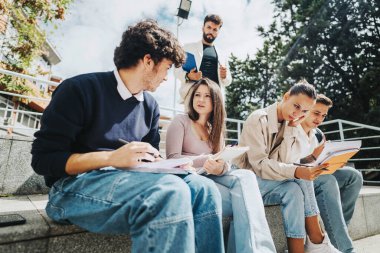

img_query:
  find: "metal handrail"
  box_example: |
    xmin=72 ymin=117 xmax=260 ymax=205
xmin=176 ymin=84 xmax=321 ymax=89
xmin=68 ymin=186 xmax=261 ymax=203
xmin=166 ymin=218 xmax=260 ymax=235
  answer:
xmin=320 ymin=119 xmax=380 ymax=185
xmin=0 ymin=68 xmax=245 ymax=141
xmin=1 ymin=68 xmax=378 ymax=184
xmin=0 ymin=68 xmax=59 ymax=87
xmin=0 ymin=90 xmax=51 ymax=102
xmin=321 ymin=119 xmax=380 ymax=132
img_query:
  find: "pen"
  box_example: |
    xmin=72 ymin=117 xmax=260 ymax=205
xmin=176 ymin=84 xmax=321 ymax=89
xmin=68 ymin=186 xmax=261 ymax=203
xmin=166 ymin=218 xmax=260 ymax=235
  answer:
xmin=293 ymin=163 xmax=314 ymax=168
xmin=293 ymin=163 xmax=329 ymax=170
xmin=118 ymin=138 xmax=160 ymax=161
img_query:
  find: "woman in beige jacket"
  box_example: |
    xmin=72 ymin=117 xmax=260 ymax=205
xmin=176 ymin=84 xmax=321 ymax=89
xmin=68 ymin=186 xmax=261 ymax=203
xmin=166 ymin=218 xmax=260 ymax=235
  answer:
xmin=234 ymin=81 xmax=341 ymax=253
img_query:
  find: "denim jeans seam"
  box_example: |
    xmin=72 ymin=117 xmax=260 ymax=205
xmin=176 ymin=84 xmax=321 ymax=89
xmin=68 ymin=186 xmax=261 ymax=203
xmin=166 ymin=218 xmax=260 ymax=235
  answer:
xmin=106 ymin=175 xmax=125 ymax=202
xmin=47 ymin=203 xmax=66 ymax=220
xmin=233 ymin=175 xmax=256 ymax=249
xmin=319 ymin=189 xmax=339 ymax=247
xmin=270 ymin=192 xmax=306 ymax=238
xmin=276 ymin=192 xmax=291 ymax=237
xmin=222 ymin=174 xmax=236 ymax=189
xmin=53 ymin=176 xmax=72 ymax=192
xmin=193 ymin=210 xmax=221 ymax=221
xmin=305 ymin=210 xmax=319 ymax=217
xmin=148 ymin=213 xmax=193 ymax=229
xmin=286 ymin=233 xmax=306 ymax=238
xmin=59 ymin=191 xmax=121 ymax=206
xmin=296 ymin=179 xmax=320 ymax=216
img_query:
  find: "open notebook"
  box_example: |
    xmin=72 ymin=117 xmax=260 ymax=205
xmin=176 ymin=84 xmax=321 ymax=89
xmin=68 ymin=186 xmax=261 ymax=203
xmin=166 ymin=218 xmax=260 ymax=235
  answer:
xmin=212 ymin=146 xmax=250 ymax=161
xmin=128 ymin=157 xmax=192 ymax=174
xmin=314 ymin=140 xmax=362 ymax=174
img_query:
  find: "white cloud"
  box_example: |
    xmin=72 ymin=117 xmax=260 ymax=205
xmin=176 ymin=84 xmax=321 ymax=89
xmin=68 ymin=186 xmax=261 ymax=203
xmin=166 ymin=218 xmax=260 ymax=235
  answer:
xmin=47 ymin=0 xmax=273 ymax=112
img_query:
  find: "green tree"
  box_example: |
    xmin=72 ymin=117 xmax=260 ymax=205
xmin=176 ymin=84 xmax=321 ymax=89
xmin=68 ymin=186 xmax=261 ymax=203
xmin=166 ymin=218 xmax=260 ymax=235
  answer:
xmin=0 ymin=0 xmax=73 ymax=71
xmin=226 ymin=23 xmax=285 ymax=120
xmin=226 ymin=0 xmax=380 ymax=170
xmin=227 ymin=0 xmax=380 ymax=125
xmin=0 ymin=0 xmax=73 ymax=97
xmin=272 ymin=0 xmax=380 ymax=125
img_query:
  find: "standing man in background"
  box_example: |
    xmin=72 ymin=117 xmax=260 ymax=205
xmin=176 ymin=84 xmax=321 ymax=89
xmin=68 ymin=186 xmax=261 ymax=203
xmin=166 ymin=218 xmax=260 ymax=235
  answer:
xmin=174 ymin=14 xmax=232 ymax=106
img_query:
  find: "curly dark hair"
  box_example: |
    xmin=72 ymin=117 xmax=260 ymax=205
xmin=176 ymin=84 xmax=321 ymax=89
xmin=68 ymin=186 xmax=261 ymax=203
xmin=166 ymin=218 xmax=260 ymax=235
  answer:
xmin=114 ymin=19 xmax=186 ymax=69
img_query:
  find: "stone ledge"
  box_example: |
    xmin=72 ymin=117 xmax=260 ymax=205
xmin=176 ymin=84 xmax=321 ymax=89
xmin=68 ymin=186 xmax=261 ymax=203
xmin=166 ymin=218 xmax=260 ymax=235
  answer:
xmin=0 ymin=194 xmax=286 ymax=252
xmin=1 ymin=187 xmax=380 ymax=253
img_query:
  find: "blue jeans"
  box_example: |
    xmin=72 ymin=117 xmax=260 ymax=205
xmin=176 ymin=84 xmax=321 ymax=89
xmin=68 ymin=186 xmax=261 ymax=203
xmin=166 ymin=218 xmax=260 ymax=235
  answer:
xmin=46 ymin=169 xmax=224 ymax=253
xmin=314 ymin=166 xmax=363 ymax=253
xmin=207 ymin=168 xmax=276 ymax=253
xmin=257 ymin=177 xmax=319 ymax=238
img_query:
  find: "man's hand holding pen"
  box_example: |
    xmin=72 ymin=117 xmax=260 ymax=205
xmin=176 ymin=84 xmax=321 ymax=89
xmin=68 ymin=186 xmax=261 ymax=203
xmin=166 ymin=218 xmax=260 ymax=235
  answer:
xmin=109 ymin=139 xmax=161 ymax=168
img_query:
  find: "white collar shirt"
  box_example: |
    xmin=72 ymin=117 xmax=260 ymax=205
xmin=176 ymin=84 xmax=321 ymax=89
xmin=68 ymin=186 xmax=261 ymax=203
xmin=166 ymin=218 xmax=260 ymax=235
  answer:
xmin=114 ymin=69 xmax=144 ymax=101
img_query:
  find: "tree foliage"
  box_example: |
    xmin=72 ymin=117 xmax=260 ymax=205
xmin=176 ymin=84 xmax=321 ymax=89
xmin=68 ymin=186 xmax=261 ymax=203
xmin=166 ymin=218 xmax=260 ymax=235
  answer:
xmin=0 ymin=0 xmax=73 ymax=70
xmin=226 ymin=0 xmax=380 ymax=127
xmin=0 ymin=0 xmax=73 ymax=94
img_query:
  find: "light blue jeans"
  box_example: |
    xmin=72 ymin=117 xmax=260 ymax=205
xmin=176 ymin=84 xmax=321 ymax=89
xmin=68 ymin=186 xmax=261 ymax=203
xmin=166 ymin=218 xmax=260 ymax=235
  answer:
xmin=314 ymin=166 xmax=363 ymax=253
xmin=257 ymin=177 xmax=320 ymax=238
xmin=46 ymin=169 xmax=224 ymax=253
xmin=207 ymin=168 xmax=276 ymax=253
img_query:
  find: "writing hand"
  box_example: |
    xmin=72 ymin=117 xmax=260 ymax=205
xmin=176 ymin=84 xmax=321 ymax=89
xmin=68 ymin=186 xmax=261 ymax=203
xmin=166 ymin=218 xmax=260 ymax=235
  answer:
xmin=110 ymin=141 xmax=160 ymax=168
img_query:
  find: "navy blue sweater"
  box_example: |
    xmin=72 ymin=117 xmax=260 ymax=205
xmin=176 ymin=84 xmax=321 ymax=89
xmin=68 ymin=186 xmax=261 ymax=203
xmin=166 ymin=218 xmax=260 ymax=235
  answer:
xmin=31 ymin=71 xmax=160 ymax=187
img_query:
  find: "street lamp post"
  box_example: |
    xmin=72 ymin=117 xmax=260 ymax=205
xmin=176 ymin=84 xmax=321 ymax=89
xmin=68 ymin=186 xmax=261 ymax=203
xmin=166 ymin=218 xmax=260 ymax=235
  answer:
xmin=173 ymin=0 xmax=191 ymax=114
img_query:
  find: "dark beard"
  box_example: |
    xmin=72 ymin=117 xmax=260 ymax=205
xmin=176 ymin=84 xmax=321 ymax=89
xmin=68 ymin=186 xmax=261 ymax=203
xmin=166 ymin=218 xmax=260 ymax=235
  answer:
xmin=203 ymin=32 xmax=215 ymax=44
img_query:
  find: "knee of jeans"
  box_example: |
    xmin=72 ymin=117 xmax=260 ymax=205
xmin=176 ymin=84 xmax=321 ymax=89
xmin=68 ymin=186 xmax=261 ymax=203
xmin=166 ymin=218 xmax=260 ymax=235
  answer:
xmin=160 ymin=176 xmax=192 ymax=205
xmin=350 ymin=168 xmax=364 ymax=186
xmin=282 ymin=182 xmax=304 ymax=206
xmin=191 ymin=176 xmax=222 ymax=207
xmin=279 ymin=183 xmax=305 ymax=224
xmin=318 ymin=175 xmax=339 ymax=190
xmin=230 ymin=169 xmax=258 ymax=187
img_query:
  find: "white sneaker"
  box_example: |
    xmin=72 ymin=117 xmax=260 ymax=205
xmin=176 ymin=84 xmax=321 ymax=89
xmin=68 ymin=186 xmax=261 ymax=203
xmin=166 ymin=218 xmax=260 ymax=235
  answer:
xmin=305 ymin=233 xmax=342 ymax=253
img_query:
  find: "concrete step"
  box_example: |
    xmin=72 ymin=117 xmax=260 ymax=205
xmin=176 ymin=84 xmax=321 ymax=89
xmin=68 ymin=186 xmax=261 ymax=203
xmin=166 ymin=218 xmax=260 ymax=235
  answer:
xmin=0 ymin=194 xmax=286 ymax=253
xmin=2 ymin=136 xmax=380 ymax=252
xmin=1 ymin=186 xmax=380 ymax=253
xmin=353 ymin=234 xmax=380 ymax=253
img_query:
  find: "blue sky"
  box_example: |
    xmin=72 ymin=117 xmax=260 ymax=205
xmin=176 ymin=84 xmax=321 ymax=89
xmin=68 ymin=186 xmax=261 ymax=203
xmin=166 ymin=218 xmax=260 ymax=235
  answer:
xmin=47 ymin=0 xmax=273 ymax=112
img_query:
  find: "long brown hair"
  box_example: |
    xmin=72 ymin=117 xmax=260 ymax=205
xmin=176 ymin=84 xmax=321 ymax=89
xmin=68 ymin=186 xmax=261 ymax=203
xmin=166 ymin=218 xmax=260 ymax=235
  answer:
xmin=187 ymin=78 xmax=226 ymax=153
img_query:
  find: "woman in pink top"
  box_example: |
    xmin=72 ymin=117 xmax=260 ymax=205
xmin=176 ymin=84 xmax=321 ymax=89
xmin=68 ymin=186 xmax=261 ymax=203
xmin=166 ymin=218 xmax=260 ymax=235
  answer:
xmin=166 ymin=78 xmax=276 ymax=253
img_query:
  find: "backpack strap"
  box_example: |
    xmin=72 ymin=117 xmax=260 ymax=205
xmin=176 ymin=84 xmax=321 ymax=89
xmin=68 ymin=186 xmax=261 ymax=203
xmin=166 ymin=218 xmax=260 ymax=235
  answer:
xmin=315 ymin=128 xmax=324 ymax=143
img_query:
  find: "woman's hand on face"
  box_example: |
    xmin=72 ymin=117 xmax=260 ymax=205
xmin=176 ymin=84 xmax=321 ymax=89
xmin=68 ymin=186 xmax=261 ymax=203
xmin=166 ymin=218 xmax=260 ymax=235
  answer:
xmin=204 ymin=158 xmax=225 ymax=175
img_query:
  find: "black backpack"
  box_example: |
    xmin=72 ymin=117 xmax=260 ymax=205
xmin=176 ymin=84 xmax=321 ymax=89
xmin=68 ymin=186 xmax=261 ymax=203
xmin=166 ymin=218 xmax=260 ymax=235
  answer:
xmin=315 ymin=128 xmax=324 ymax=143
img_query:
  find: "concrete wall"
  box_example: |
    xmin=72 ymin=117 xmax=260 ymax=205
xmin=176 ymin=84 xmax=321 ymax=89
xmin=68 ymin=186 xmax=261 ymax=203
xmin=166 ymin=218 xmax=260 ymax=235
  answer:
xmin=0 ymin=135 xmax=49 ymax=195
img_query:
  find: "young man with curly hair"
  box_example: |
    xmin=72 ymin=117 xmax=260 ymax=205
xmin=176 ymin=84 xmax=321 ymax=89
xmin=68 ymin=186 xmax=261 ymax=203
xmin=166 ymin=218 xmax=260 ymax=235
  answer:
xmin=31 ymin=20 xmax=225 ymax=253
